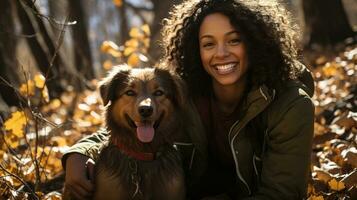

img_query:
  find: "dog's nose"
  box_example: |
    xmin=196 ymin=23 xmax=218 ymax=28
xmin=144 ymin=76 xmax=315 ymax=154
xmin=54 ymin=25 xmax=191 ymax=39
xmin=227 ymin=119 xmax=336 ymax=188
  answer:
xmin=138 ymin=105 xmax=153 ymax=118
xmin=138 ymin=98 xmax=153 ymax=118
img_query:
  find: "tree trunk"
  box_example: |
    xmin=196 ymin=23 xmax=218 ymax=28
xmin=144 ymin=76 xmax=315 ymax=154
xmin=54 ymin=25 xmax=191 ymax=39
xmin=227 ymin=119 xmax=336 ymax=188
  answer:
xmin=302 ymin=0 xmax=356 ymax=48
xmin=15 ymin=0 xmax=65 ymax=97
xmin=0 ymin=0 xmax=21 ymax=108
xmin=68 ymin=0 xmax=95 ymax=80
xmin=149 ymin=0 xmax=182 ymax=60
xmin=118 ymin=3 xmax=130 ymax=44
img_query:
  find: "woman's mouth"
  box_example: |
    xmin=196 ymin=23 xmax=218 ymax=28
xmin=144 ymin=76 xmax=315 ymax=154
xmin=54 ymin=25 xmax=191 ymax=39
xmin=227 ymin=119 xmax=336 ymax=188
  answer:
xmin=214 ymin=63 xmax=237 ymax=75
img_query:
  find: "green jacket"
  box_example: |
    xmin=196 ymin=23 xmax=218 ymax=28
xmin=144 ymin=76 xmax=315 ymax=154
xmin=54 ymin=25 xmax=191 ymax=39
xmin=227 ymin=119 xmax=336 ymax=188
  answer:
xmin=62 ymin=68 xmax=314 ymax=200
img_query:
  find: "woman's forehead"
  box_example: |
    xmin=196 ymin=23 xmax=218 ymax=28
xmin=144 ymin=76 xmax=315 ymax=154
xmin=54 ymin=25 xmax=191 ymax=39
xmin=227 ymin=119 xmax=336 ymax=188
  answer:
xmin=199 ymin=13 xmax=239 ymax=37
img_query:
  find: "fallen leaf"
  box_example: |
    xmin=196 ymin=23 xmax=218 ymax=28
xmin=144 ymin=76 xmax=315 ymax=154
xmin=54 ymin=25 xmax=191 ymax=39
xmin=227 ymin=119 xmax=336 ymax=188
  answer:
xmin=308 ymin=195 xmax=324 ymax=200
xmin=4 ymin=111 xmax=27 ymax=137
xmin=341 ymin=147 xmax=357 ymax=168
xmin=313 ymin=167 xmax=332 ymax=183
xmin=328 ymin=178 xmax=345 ymax=191
xmin=332 ymin=111 xmax=357 ymax=129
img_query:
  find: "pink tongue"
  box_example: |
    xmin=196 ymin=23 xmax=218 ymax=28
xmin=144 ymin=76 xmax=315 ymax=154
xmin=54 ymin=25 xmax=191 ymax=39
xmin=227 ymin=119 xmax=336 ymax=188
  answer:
xmin=136 ymin=124 xmax=155 ymax=143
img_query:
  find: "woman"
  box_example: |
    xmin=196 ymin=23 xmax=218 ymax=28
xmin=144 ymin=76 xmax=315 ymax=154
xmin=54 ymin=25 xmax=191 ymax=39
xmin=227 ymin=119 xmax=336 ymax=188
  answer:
xmin=63 ymin=0 xmax=315 ymax=199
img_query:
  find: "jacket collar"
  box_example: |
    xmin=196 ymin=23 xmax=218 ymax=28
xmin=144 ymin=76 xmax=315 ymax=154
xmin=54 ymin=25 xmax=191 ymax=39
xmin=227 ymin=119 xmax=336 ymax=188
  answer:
xmin=228 ymin=84 xmax=275 ymax=141
xmin=245 ymin=84 xmax=275 ymax=105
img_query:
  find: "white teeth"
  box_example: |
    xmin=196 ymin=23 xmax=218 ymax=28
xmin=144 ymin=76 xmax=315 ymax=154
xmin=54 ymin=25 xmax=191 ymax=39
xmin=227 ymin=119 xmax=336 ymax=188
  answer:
xmin=216 ymin=63 xmax=235 ymax=70
xmin=215 ymin=63 xmax=236 ymax=74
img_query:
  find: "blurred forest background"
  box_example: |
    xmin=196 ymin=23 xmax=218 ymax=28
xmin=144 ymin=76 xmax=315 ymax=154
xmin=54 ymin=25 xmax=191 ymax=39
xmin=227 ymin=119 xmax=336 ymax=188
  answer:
xmin=0 ymin=0 xmax=356 ymax=199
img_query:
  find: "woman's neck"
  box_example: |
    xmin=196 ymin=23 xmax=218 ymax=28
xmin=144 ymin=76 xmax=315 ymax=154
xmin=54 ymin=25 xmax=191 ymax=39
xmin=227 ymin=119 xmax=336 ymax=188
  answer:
xmin=212 ymin=77 xmax=247 ymax=113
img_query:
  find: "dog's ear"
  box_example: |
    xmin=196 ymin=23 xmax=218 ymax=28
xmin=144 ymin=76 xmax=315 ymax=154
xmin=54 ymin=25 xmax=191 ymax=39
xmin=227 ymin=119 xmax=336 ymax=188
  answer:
xmin=99 ymin=65 xmax=131 ymax=106
xmin=155 ymin=66 xmax=187 ymax=109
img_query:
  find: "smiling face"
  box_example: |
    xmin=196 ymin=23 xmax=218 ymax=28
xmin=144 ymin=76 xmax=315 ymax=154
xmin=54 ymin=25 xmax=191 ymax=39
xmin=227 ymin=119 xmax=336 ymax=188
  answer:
xmin=199 ymin=13 xmax=248 ymax=87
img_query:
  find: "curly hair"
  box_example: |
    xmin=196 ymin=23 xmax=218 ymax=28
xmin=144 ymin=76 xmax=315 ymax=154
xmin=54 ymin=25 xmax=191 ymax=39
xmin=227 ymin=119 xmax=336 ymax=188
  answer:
xmin=160 ymin=0 xmax=302 ymax=96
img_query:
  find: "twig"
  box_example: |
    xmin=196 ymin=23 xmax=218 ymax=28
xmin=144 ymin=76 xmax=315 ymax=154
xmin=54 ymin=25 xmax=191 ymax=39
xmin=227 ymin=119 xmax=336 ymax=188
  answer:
xmin=0 ymin=163 xmax=39 ymax=200
xmin=19 ymin=0 xmax=76 ymax=29
xmin=37 ymin=15 xmax=68 ymax=107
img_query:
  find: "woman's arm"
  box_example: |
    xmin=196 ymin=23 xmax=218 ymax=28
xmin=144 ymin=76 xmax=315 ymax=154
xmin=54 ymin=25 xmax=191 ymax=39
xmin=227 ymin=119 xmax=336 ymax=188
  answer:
xmin=61 ymin=128 xmax=109 ymax=168
xmin=62 ymin=128 xmax=109 ymax=199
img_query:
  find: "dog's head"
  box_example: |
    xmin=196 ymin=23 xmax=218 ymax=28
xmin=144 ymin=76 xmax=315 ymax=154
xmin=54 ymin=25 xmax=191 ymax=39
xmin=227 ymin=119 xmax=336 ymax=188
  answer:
xmin=99 ymin=64 xmax=186 ymax=149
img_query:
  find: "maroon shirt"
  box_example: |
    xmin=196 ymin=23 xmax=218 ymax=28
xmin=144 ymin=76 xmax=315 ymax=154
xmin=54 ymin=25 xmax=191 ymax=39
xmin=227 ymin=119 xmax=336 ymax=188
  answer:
xmin=193 ymin=95 xmax=244 ymax=198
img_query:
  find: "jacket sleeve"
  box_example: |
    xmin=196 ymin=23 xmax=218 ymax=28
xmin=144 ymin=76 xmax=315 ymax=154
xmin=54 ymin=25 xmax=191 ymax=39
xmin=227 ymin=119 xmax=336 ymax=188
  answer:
xmin=61 ymin=128 xmax=109 ymax=169
xmin=244 ymin=95 xmax=315 ymax=199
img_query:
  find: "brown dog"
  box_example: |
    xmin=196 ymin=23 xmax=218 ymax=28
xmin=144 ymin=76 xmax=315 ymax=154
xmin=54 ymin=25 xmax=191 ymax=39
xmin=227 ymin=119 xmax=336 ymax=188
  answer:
xmin=93 ymin=65 xmax=186 ymax=200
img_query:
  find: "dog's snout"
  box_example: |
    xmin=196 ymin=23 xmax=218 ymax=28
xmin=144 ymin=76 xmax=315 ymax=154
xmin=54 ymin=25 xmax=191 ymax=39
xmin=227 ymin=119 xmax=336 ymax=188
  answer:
xmin=139 ymin=105 xmax=153 ymax=117
xmin=138 ymin=98 xmax=153 ymax=118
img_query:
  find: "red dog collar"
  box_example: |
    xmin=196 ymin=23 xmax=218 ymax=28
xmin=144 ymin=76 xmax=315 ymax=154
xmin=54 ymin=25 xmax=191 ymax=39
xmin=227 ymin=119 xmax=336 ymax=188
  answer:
xmin=115 ymin=142 xmax=154 ymax=161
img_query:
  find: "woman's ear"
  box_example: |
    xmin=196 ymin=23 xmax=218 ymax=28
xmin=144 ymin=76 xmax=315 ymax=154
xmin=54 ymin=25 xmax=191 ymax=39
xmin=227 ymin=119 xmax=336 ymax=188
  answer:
xmin=99 ymin=65 xmax=131 ymax=106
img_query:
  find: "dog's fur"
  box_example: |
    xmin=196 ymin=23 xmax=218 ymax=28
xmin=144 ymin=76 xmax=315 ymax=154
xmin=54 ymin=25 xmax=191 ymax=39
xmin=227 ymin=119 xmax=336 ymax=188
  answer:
xmin=93 ymin=65 xmax=186 ymax=200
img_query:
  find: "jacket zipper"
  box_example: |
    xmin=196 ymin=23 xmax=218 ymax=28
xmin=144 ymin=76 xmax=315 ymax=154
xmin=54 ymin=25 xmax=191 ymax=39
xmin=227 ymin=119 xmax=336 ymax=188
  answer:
xmin=227 ymin=86 xmax=274 ymax=195
xmin=229 ymin=124 xmax=252 ymax=195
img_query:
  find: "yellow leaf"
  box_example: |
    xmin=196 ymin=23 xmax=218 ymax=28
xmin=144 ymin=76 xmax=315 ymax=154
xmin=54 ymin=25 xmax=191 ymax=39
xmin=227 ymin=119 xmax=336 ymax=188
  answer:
xmin=141 ymin=24 xmax=151 ymax=36
xmin=308 ymin=195 xmax=324 ymax=200
xmin=127 ymin=53 xmax=140 ymax=67
xmin=43 ymin=191 xmax=62 ymax=200
xmin=35 ymin=191 xmax=44 ymax=198
xmin=108 ymin=49 xmax=122 ymax=58
xmin=143 ymin=38 xmax=150 ymax=48
xmin=49 ymin=99 xmax=61 ymax=110
xmin=4 ymin=111 xmax=27 ymax=137
xmin=34 ymin=73 xmax=46 ymax=88
xmin=129 ymin=27 xmax=143 ymax=39
xmin=322 ymin=62 xmax=338 ymax=77
xmin=112 ymin=0 xmax=123 ymax=7
xmin=328 ymin=178 xmax=345 ymax=191
xmin=124 ymin=47 xmax=136 ymax=56
xmin=4 ymin=134 xmax=20 ymax=149
xmin=42 ymin=86 xmax=50 ymax=103
xmin=19 ymin=80 xmax=35 ymax=96
xmin=100 ymin=40 xmax=120 ymax=53
xmin=103 ymin=60 xmax=113 ymax=70
xmin=125 ymin=38 xmax=139 ymax=48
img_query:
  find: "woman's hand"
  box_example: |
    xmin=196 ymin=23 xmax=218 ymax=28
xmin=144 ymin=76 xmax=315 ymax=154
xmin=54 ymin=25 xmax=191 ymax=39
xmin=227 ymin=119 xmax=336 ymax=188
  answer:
xmin=64 ymin=153 xmax=95 ymax=200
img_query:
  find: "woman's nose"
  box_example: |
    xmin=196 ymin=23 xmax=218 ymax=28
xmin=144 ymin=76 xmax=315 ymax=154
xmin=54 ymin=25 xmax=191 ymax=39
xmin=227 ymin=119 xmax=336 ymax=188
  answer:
xmin=215 ymin=44 xmax=229 ymax=58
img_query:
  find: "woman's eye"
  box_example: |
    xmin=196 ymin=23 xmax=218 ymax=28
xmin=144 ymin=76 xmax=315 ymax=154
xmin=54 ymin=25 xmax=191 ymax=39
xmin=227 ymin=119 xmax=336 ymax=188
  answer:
xmin=125 ymin=90 xmax=136 ymax=96
xmin=153 ymin=90 xmax=164 ymax=96
xmin=202 ymin=42 xmax=214 ymax=48
xmin=229 ymin=38 xmax=241 ymax=45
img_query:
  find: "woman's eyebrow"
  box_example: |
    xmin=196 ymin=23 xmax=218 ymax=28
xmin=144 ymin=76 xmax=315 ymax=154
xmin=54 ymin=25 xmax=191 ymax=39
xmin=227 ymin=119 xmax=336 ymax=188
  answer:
xmin=199 ymin=35 xmax=213 ymax=40
xmin=226 ymin=30 xmax=240 ymax=36
xmin=199 ymin=30 xmax=240 ymax=39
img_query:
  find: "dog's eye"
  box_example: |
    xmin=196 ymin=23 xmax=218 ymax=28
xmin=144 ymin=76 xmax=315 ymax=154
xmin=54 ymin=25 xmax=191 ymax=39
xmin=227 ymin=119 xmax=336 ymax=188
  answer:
xmin=153 ymin=90 xmax=164 ymax=96
xmin=125 ymin=90 xmax=136 ymax=96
